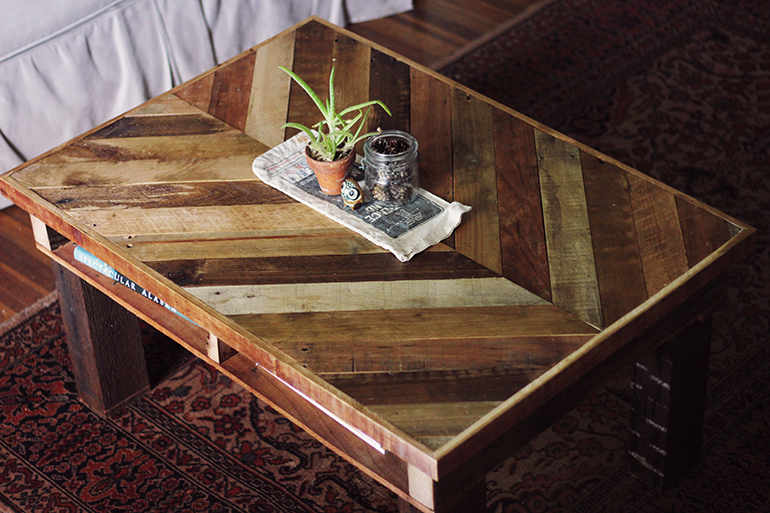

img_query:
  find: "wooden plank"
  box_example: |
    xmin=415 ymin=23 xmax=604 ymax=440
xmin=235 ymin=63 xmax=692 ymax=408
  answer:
xmin=400 ymin=467 xmax=487 ymax=513
xmin=40 ymin=131 xmax=270 ymax=164
xmin=129 ymin=93 xmax=210 ymax=117
xmin=322 ymin=366 xmax=550 ymax=405
xmin=629 ymin=316 xmax=713 ymax=486
xmin=44 ymin=234 xmax=440 ymax=480
xmin=242 ymin=305 xmax=595 ymax=347
xmin=29 ymin=214 xmax=51 ymax=250
xmin=245 ymin=30 xmax=295 ymax=147
xmin=27 ymin=213 xmax=67 ymax=254
xmin=40 ymin=95 xmax=228 ymax=164
xmin=86 ymin=112 xmax=233 ymax=140
xmin=175 ymin=73 xmax=215 ymax=113
xmin=369 ymin=49 xmax=411 ymax=132
xmin=0 ymin=223 xmax=54 ymax=293
xmin=347 ymin=0 xmax=532 ymax=68
xmin=188 ymin=277 xmax=549 ymax=315
xmin=451 ymin=88 xmax=501 ymax=274
xmin=628 ymin=174 xmax=689 ymax=295
xmin=53 ymin=245 xmax=205 ymax=344
xmin=52 ymin=261 xmax=150 ymax=414
xmin=208 ymin=52 xmax=256 ymax=131
xmin=410 ymin=69 xmax=453 ymax=202
xmin=493 ymin=110 xmax=550 ymax=300
xmin=370 ymin=401 xmax=502 ymax=441
xmin=1 ymin=211 xmax=52 ymax=272
xmin=16 ymin=104 xmax=267 ymax=189
xmin=46 ymin=238 xmax=433 ymax=482
xmin=331 ymin=32 xmax=372 ymax=156
xmin=46 ymin=242 xmax=219 ymax=381
xmin=118 ymin=231 xmax=384 ymax=262
xmin=581 ymin=151 xmax=647 ymax=325
xmin=285 ymin=21 xmax=336 ymax=136
xmin=221 ymin=354 xmax=412 ymax=500
xmin=0 ymin=260 xmax=50 ymax=316
xmin=727 ymin=222 xmax=745 ymax=238
xmin=438 ymin=480 xmax=487 ymax=513
xmin=675 ymin=196 xmax=732 ymax=267
xmin=19 ymin=154 xmax=261 ymax=191
xmin=206 ymin=332 xmax=237 ymax=364
xmin=255 ymin=328 xmax=591 ymax=379
xmin=39 ymin=180 xmax=290 ymax=211
xmin=331 ymin=32 xmax=372 ymax=133
xmin=108 ymin=228 xmax=387 ymax=247
xmin=536 ymin=130 xmax=602 ymax=328
xmin=0 ymin=298 xmax=17 ymax=324
xmin=431 ymin=273 xmax=728 ymax=481
xmin=64 ymin=203 xmax=341 ymax=238
xmin=152 ymin=249 xmax=498 ymax=287
xmin=407 ymin=464 xmax=436 ymax=511
xmin=232 ymin=305 xmax=596 ymax=373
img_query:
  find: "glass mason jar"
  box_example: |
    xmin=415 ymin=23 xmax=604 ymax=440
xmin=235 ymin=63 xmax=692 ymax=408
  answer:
xmin=363 ymin=130 xmax=419 ymax=204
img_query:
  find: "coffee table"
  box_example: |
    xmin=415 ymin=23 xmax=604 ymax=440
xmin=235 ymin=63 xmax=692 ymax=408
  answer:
xmin=0 ymin=17 xmax=756 ymax=513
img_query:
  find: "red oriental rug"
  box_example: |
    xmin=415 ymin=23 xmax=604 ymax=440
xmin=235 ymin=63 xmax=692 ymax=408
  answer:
xmin=0 ymin=293 xmax=398 ymax=513
xmin=2 ymin=1 xmax=770 ymax=511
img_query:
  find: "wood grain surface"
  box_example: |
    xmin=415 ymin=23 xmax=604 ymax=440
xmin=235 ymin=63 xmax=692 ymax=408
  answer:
xmin=0 ymin=17 xmax=754 ymax=498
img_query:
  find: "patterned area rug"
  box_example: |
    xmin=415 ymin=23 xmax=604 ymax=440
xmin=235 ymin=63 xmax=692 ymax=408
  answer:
xmin=442 ymin=0 xmax=770 ymax=511
xmin=0 ymin=293 xmax=399 ymax=513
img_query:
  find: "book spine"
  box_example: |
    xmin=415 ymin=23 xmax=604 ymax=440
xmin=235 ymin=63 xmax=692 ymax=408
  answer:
xmin=73 ymin=246 xmax=196 ymax=325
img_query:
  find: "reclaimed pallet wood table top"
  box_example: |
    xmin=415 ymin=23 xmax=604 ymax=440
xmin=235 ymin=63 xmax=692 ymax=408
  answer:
xmin=0 ymin=16 xmax=756 ymax=511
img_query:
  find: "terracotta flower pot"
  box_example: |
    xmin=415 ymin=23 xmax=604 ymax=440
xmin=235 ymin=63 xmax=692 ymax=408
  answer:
xmin=305 ymin=146 xmax=355 ymax=195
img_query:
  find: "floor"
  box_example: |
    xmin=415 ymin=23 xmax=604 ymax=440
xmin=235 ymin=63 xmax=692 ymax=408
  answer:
xmin=0 ymin=0 xmax=543 ymax=323
xmin=347 ymin=0 xmax=541 ymax=68
xmin=0 ymin=206 xmax=56 ymax=323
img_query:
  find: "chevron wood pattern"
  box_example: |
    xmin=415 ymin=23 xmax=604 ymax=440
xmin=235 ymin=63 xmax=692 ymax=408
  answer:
xmin=0 ymin=18 xmax=754 ymax=507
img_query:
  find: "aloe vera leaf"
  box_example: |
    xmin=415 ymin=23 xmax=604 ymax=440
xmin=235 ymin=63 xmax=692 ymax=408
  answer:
xmin=340 ymin=111 xmax=364 ymax=132
xmin=282 ymin=122 xmax=319 ymax=144
xmin=328 ymin=66 xmax=336 ymax=118
xmin=349 ymin=107 xmax=372 ymax=142
xmin=278 ymin=66 xmax=329 ymax=118
xmin=339 ymin=100 xmax=391 ymax=118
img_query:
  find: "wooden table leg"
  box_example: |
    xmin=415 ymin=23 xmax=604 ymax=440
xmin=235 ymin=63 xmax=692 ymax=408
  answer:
xmin=629 ymin=315 xmax=713 ymax=487
xmin=398 ymin=478 xmax=486 ymax=513
xmin=52 ymin=261 xmax=150 ymax=415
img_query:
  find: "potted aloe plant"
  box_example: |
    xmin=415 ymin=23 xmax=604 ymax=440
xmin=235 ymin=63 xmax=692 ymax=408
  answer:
xmin=280 ymin=65 xmax=391 ymax=195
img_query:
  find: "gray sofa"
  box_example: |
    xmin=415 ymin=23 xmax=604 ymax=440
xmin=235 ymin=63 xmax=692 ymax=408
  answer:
xmin=0 ymin=0 xmax=412 ymax=208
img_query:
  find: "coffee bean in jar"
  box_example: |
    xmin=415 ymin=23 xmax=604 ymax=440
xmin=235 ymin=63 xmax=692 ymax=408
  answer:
xmin=363 ymin=130 xmax=419 ymax=204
